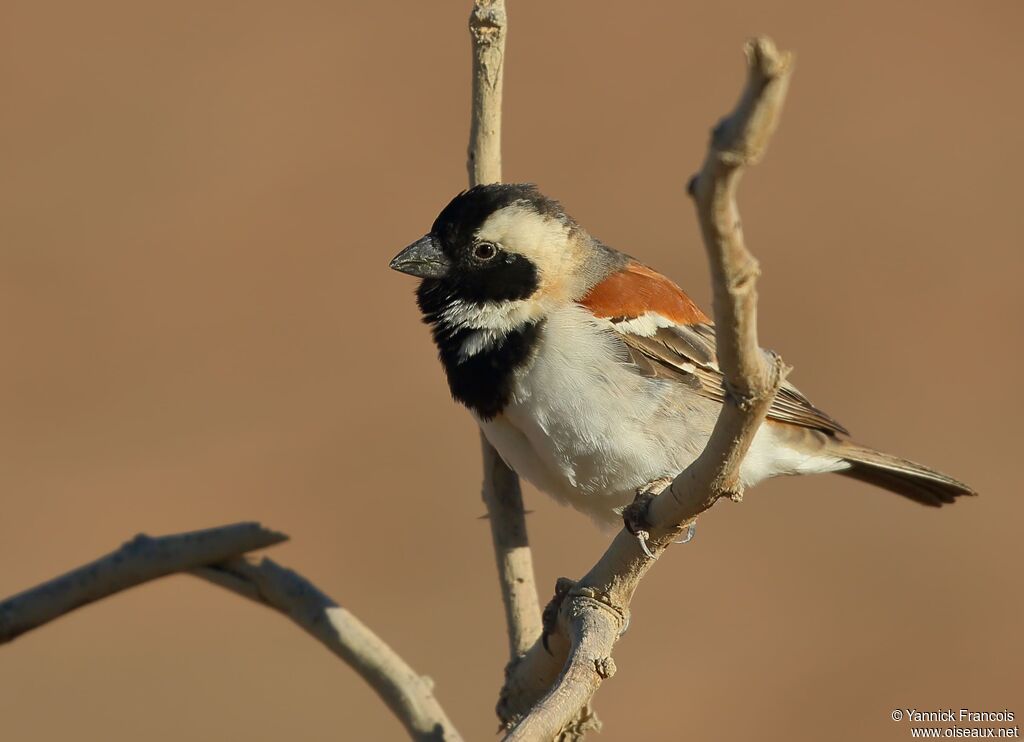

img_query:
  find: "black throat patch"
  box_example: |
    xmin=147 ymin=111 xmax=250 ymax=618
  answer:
xmin=416 ymin=283 xmax=543 ymax=420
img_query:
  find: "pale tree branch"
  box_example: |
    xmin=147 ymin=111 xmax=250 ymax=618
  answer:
xmin=0 ymin=522 xmax=286 ymax=643
xmin=469 ymin=0 xmax=544 ymax=663
xmin=480 ymin=431 xmax=543 ymax=660
xmin=0 ymin=524 xmax=463 ymax=742
xmin=468 ymin=0 xmax=507 ymax=187
xmin=194 ymin=558 xmax=462 ymax=742
xmin=501 ymin=37 xmax=795 ymax=740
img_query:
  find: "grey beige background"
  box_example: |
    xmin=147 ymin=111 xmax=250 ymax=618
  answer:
xmin=2 ymin=2 xmax=1021 ymax=740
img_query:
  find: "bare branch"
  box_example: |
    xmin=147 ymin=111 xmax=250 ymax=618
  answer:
xmin=468 ymin=0 xmax=544 ymax=662
xmin=504 ymin=597 xmax=616 ymax=741
xmin=0 ymin=524 xmax=463 ymax=742
xmin=468 ymin=0 xmax=507 ymax=187
xmin=503 ymin=37 xmax=795 ymax=738
xmin=652 ymin=34 xmax=794 ymax=531
xmin=195 ymin=558 xmax=463 ymax=742
xmin=0 ymin=522 xmax=286 ymax=643
xmin=480 ymin=431 xmax=543 ymax=659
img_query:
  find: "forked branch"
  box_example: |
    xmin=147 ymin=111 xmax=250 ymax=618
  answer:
xmin=501 ymin=37 xmax=795 ymax=740
xmin=0 ymin=524 xmax=462 ymax=742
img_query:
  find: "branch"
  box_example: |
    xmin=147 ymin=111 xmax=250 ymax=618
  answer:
xmin=480 ymin=431 xmax=543 ymax=659
xmin=468 ymin=0 xmax=507 ymax=187
xmin=468 ymin=0 xmax=544 ymax=662
xmin=194 ymin=558 xmax=462 ymax=741
xmin=0 ymin=522 xmax=286 ymax=643
xmin=0 ymin=524 xmax=463 ymax=742
xmin=502 ymin=37 xmax=795 ymax=740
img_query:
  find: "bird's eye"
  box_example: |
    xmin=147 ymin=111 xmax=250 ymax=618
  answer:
xmin=473 ymin=241 xmax=498 ymax=261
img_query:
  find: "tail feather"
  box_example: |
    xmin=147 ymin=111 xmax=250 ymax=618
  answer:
xmin=834 ymin=443 xmax=977 ymax=507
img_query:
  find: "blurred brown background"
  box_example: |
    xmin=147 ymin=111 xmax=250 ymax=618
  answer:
xmin=1 ymin=2 xmax=1021 ymax=740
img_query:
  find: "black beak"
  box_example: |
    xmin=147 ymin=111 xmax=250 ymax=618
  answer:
xmin=389 ymin=234 xmax=450 ymax=279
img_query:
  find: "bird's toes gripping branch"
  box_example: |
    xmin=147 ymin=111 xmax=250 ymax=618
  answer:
xmin=622 ymin=489 xmax=658 ymax=559
xmin=622 ymin=477 xmax=697 ymax=559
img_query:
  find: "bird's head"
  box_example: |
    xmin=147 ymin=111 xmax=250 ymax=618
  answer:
xmin=390 ymin=184 xmax=616 ymax=334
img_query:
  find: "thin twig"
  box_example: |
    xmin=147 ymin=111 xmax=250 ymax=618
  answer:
xmin=468 ymin=0 xmax=544 ymax=662
xmin=468 ymin=0 xmax=507 ymax=187
xmin=503 ymin=37 xmax=795 ymax=739
xmin=480 ymin=431 xmax=543 ymax=660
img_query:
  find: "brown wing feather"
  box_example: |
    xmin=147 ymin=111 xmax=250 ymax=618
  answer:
xmin=582 ymin=262 xmax=848 ymax=436
xmin=581 ymin=261 xmax=711 ymax=325
xmin=616 ymin=322 xmax=850 ymax=437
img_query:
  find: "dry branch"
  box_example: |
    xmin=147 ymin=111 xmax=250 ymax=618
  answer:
xmin=468 ymin=0 xmax=507 ymax=187
xmin=0 ymin=522 xmax=285 ymax=643
xmin=469 ymin=0 xmax=544 ymax=662
xmin=501 ymin=37 xmax=795 ymax=739
xmin=195 ymin=557 xmax=462 ymax=741
xmin=0 ymin=524 xmax=463 ymax=742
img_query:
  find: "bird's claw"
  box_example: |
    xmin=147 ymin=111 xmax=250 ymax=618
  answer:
xmin=673 ymin=520 xmax=697 ymax=544
xmin=624 ymin=481 xmax=695 ymax=559
xmin=635 ymin=529 xmax=656 ymax=559
xmin=623 ymin=489 xmax=658 ymax=560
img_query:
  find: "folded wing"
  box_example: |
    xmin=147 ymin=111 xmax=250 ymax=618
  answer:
xmin=581 ymin=260 xmax=849 ymax=437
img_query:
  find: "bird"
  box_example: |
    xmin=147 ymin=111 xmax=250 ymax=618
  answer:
xmin=390 ymin=183 xmax=975 ymax=528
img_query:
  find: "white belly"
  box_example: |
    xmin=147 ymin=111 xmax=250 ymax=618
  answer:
xmin=477 ymin=305 xmax=845 ymax=527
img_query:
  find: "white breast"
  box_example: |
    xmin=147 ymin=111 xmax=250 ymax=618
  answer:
xmin=475 ymin=304 xmax=850 ymax=527
xmin=478 ymin=305 xmax=697 ymax=525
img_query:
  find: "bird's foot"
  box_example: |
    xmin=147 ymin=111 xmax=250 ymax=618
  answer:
xmin=623 ymin=479 xmax=697 ymax=557
xmin=622 ymin=481 xmax=666 ymax=560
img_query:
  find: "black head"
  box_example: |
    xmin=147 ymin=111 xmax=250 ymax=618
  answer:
xmin=390 ymin=184 xmax=574 ymax=306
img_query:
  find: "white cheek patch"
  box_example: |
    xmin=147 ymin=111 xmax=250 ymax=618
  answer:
xmin=475 ymin=204 xmax=574 ymax=284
